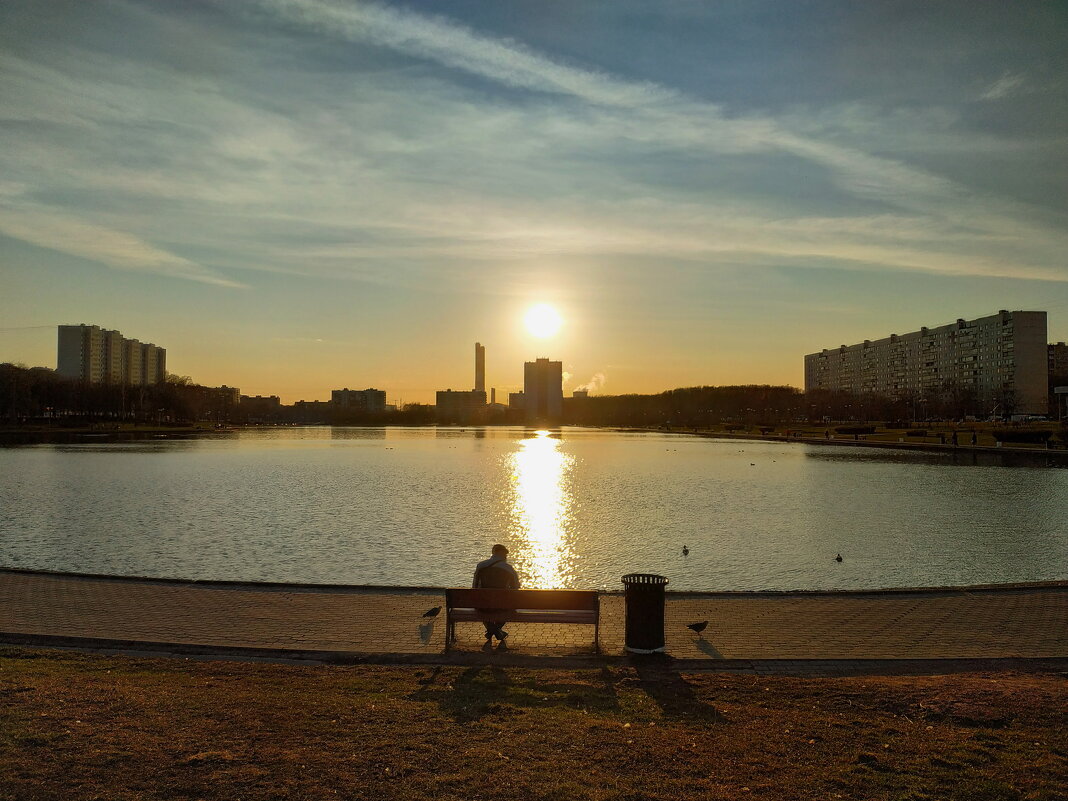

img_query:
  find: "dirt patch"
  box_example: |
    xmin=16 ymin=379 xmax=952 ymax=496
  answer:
xmin=1 ymin=648 xmax=1065 ymax=800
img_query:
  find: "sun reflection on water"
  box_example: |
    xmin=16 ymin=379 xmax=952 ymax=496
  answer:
xmin=509 ymin=430 xmax=575 ymax=589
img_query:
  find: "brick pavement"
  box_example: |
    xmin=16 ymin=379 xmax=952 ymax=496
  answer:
xmin=1 ymin=570 xmax=1066 ymax=664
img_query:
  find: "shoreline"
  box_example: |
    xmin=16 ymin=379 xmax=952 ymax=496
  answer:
xmin=3 ymin=422 xmax=1066 ymax=460
xmin=646 ymin=426 xmax=1068 ymax=461
xmin=3 ymin=566 xmax=1066 ymax=597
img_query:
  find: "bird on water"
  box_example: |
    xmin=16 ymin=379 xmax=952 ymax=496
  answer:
xmin=835 ymin=554 xmax=843 ymax=563
xmin=682 ymin=545 xmax=689 ymax=556
xmin=687 ymin=621 xmax=708 ymax=634
xmin=422 ymin=606 xmax=442 ymax=618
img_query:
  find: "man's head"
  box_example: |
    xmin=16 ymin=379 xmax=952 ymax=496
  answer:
xmin=491 ymin=544 xmax=509 ymax=558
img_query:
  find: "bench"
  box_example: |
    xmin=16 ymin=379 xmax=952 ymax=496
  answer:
xmin=444 ymin=588 xmax=600 ymax=652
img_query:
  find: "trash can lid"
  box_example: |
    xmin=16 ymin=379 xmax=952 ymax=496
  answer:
xmin=620 ymin=573 xmax=669 ymax=586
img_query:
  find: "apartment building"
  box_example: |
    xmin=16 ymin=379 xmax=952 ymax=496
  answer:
xmin=332 ymin=387 xmax=387 ymax=413
xmin=804 ymin=310 xmax=1048 ymax=416
xmin=524 ymin=358 xmax=563 ymax=424
xmin=57 ymin=324 xmax=167 ymax=386
xmin=435 ymin=389 xmax=487 ymax=424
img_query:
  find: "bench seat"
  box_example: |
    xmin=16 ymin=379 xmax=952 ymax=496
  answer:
xmin=448 ymin=608 xmax=597 ymax=625
xmin=445 ymin=588 xmax=600 ymax=652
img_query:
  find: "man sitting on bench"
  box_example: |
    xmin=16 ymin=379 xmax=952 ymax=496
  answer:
xmin=472 ymin=544 xmax=519 ymax=642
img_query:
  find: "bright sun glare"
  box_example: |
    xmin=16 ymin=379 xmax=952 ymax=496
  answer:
xmin=524 ymin=304 xmax=562 ymax=339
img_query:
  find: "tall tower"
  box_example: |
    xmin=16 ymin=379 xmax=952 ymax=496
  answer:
xmin=523 ymin=358 xmax=563 ymax=424
xmin=474 ymin=342 xmax=485 ymax=392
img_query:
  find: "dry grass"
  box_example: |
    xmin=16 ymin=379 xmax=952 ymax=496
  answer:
xmin=1 ymin=647 xmax=1066 ymax=801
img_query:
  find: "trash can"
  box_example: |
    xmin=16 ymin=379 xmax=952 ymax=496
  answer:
xmin=621 ymin=573 xmax=669 ymax=653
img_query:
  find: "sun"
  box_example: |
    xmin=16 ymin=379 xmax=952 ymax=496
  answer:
xmin=524 ymin=304 xmax=562 ymax=339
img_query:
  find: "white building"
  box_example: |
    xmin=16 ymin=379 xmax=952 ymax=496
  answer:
xmin=56 ymin=324 xmax=167 ymax=386
xmin=804 ymin=310 xmax=1048 ymax=416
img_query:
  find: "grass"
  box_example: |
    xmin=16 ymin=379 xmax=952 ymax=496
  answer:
xmin=1 ymin=648 xmax=1066 ymax=800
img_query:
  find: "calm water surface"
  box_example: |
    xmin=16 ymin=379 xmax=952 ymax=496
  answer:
xmin=1 ymin=427 xmax=1065 ymax=591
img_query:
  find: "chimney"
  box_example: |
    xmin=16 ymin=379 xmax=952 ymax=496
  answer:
xmin=474 ymin=342 xmax=485 ymax=392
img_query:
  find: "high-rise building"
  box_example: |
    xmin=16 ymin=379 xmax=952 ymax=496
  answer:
xmin=141 ymin=343 xmax=166 ymax=386
xmin=804 ymin=310 xmax=1048 ymax=416
xmin=124 ymin=339 xmax=143 ymax=386
xmin=524 ymin=358 xmax=563 ymax=423
xmin=56 ymin=324 xmax=167 ymax=386
xmin=474 ymin=342 xmax=485 ymax=392
xmin=1050 ymin=342 xmax=1068 ymax=381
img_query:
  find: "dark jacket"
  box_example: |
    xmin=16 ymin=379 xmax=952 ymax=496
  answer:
xmin=472 ymin=556 xmax=519 ymax=589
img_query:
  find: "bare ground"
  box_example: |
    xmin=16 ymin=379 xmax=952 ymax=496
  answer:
xmin=1 ymin=647 xmax=1065 ymax=801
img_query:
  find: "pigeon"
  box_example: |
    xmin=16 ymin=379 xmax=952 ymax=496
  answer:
xmin=686 ymin=621 xmax=709 ymax=634
xmin=682 ymin=545 xmax=689 ymax=556
xmin=835 ymin=554 xmax=843 ymax=563
xmin=422 ymin=606 xmax=442 ymax=618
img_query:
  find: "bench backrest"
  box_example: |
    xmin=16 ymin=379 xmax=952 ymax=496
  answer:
xmin=446 ymin=588 xmax=597 ymax=611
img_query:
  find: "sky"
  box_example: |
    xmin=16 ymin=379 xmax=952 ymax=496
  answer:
xmin=1 ymin=0 xmax=1067 ymax=403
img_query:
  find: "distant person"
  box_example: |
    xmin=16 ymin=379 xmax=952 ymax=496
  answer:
xmin=473 ymin=544 xmax=519 ymax=642
xmin=971 ymin=431 xmax=978 ymax=446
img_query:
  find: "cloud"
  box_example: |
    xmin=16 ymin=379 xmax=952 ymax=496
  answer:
xmin=1 ymin=0 xmax=1065 ymax=301
xmin=252 ymin=0 xmax=672 ymax=108
xmin=232 ymin=0 xmax=1068 ymax=282
xmin=0 ymin=204 xmax=244 ymax=288
xmin=981 ymin=72 xmax=1025 ymax=101
xmin=270 ymin=336 xmax=338 ymax=344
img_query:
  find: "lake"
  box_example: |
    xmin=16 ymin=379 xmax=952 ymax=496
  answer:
xmin=1 ymin=427 xmax=1065 ymax=591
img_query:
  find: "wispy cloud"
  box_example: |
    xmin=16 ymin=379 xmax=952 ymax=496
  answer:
xmin=1 ymin=0 xmax=1066 ymax=299
xmin=253 ymin=0 xmax=672 ymax=108
xmin=0 ymin=203 xmax=244 ymax=288
xmin=233 ymin=0 xmax=1068 ymax=282
xmin=981 ymin=71 xmax=1025 ymax=101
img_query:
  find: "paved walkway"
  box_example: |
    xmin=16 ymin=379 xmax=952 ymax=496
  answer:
xmin=2 ymin=570 xmax=1066 ymax=664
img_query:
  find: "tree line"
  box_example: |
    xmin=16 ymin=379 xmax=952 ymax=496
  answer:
xmin=0 ymin=363 xmax=436 ymax=426
xmin=2 ymin=362 xmax=1053 ymax=428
